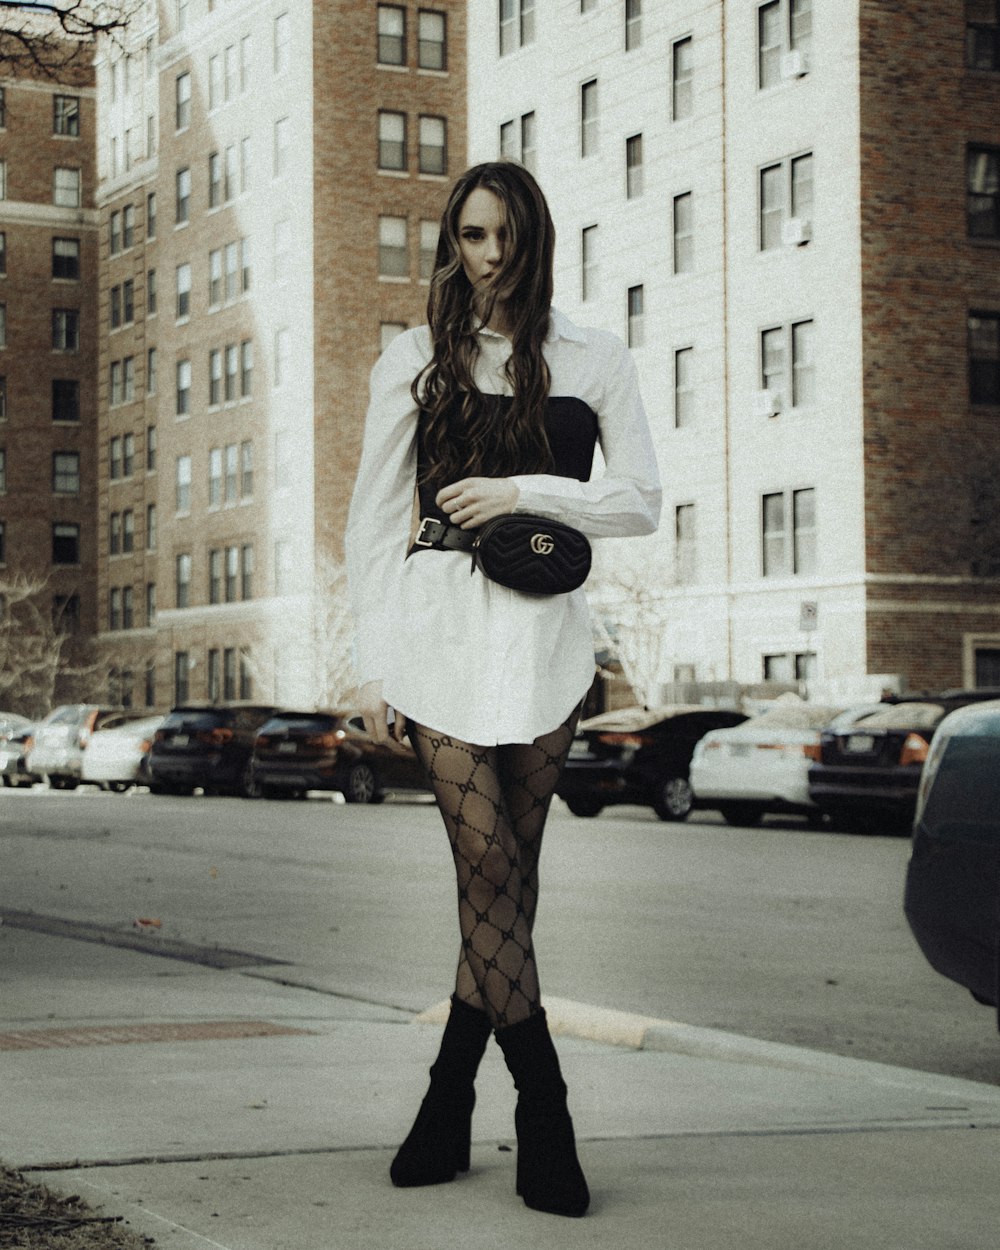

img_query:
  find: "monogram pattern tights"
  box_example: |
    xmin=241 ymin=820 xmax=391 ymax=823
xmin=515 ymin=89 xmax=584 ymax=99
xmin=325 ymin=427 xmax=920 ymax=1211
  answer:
xmin=408 ymin=708 xmax=580 ymax=1029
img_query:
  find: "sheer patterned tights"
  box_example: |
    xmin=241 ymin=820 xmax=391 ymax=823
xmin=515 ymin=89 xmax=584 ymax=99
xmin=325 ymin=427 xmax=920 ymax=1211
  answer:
xmin=408 ymin=709 xmax=580 ymax=1030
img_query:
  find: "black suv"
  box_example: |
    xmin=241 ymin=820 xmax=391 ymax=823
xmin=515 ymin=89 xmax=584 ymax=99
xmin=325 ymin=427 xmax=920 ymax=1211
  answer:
xmin=556 ymin=705 xmax=748 ymax=821
xmin=148 ymin=704 xmax=278 ymax=797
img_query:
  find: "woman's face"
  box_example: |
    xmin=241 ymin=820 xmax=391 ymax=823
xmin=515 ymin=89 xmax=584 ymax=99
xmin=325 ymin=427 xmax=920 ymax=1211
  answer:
xmin=456 ymin=187 xmax=508 ymax=297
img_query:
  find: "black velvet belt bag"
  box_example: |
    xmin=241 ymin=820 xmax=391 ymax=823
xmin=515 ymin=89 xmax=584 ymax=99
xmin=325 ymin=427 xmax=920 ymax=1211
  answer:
xmin=470 ymin=514 xmax=592 ymax=595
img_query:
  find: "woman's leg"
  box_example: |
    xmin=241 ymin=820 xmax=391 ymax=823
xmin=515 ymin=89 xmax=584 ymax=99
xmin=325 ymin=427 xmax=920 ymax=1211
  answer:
xmin=408 ymin=725 xmax=539 ymax=1029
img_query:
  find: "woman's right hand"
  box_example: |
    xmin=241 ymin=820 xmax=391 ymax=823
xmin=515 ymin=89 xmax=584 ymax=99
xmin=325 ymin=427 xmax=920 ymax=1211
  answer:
xmin=358 ymin=680 xmax=407 ymax=745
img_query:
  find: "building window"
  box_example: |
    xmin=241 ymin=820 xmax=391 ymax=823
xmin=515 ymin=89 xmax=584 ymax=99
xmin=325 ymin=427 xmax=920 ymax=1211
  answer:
xmin=52 ymin=309 xmax=80 ymax=351
xmin=762 ymin=487 xmax=816 ymax=577
xmin=0 ymin=232 xmax=5 ymax=275
xmin=53 ymin=451 xmax=80 ymax=494
xmin=52 ymin=237 xmax=80 ymax=280
xmin=758 ymin=0 xmax=812 ymax=89
xmin=208 ymin=447 xmax=222 ymax=507
xmin=674 ymin=347 xmax=695 ymax=428
xmin=760 ymin=152 xmax=813 ymax=250
xmin=968 ymin=145 xmax=999 ymax=239
xmin=418 ymin=115 xmax=447 ymax=175
xmin=378 ymin=110 xmax=407 ymax=170
xmin=378 ymin=4 xmax=406 ymax=64
xmin=499 ymin=111 xmax=536 ymax=172
xmin=208 ymin=249 xmax=222 ymax=305
xmin=225 ymin=544 xmax=238 ymax=601
xmin=146 ymin=585 xmax=156 ymax=630
xmin=673 ymin=192 xmax=693 ymax=273
xmin=110 ymin=285 xmax=122 ymax=330
xmin=224 ymin=144 xmax=237 ymax=202
xmin=175 ymin=167 xmax=190 ymax=224
xmin=52 ymin=379 xmax=79 ymax=422
xmin=208 ymin=151 xmax=222 ymax=207
xmin=499 ymin=0 xmax=535 ymax=54
xmin=53 ymin=94 xmax=81 ymax=136
xmin=176 ymin=454 xmax=191 ymax=513
xmin=146 ymin=503 xmax=157 ymax=551
xmin=109 ymin=211 xmax=121 ymax=255
xmin=224 ymin=345 xmax=238 ymax=401
xmin=121 ymin=587 xmax=134 ymax=631
xmin=675 ymin=503 xmax=697 ymax=584
xmin=147 ymin=268 xmax=157 ymax=316
xmin=175 ymin=554 xmax=191 ymax=608
xmin=52 ymin=522 xmax=80 ymax=565
xmin=224 ymin=648 xmax=237 ymax=700
xmin=627 ymin=285 xmax=644 ymax=348
xmin=176 ymin=359 xmax=191 ymax=416
xmin=241 ymin=544 xmax=254 ymax=600
xmin=209 ymin=349 xmax=222 ymax=406
xmin=273 ymin=117 xmax=290 ymax=176
xmin=418 ymin=220 xmax=439 ymax=280
xmin=967 ymin=0 xmax=1000 ymax=70
xmin=110 ymin=512 xmax=122 ymax=555
xmin=418 ymin=9 xmax=446 ymax=69
xmin=110 ymin=360 xmax=123 ymax=406
xmin=176 ymin=263 xmax=191 ymax=319
xmin=174 ymin=651 xmax=189 ymax=703
xmin=239 ymin=440 xmax=253 ymax=497
xmin=241 ymin=340 xmax=254 ymax=396
xmin=53 ymin=167 xmax=81 ymax=208
xmin=122 ymin=508 xmax=134 ymax=553
xmin=147 ymin=347 xmax=157 ymax=395
xmin=379 ymin=215 xmax=408 ymax=278
xmin=672 ymin=36 xmax=693 ymax=120
xmin=109 ymin=588 xmax=121 ymax=631
xmin=760 ymin=319 xmax=814 ymax=410
xmin=175 ymin=72 xmax=191 ymax=133
xmin=225 ymin=443 xmax=238 ymax=503
xmin=109 ymin=435 xmax=122 ymax=480
xmin=580 ymin=79 xmax=598 ymax=157
xmin=581 ymin=224 xmax=598 ymax=302
xmin=625 ymin=134 xmax=643 ymax=199
xmin=147 ymin=424 xmax=157 ymax=471
xmin=763 ymin=651 xmax=816 ymax=682
xmin=209 ymin=547 xmax=222 ymax=603
xmin=274 ymin=11 xmax=291 ymax=72
xmin=123 ymin=279 xmax=134 ymax=324
xmin=969 ymin=312 xmax=1000 ymax=405
xmin=625 ymin=0 xmax=642 ymax=50
xmin=122 ymin=204 xmax=134 ymax=248
xmin=147 ymin=191 xmax=157 ymax=239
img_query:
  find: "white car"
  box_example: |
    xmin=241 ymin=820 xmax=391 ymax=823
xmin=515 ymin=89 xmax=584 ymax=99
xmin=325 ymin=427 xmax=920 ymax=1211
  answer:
xmin=81 ymin=715 xmax=165 ymax=791
xmin=690 ymin=701 xmax=881 ymax=826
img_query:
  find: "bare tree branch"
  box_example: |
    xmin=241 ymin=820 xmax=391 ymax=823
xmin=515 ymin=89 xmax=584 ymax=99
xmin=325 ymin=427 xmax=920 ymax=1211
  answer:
xmin=0 ymin=1 xmax=137 ymax=78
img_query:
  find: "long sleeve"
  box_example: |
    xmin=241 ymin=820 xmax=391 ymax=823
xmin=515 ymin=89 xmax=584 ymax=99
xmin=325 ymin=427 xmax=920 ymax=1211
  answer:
xmin=344 ymin=328 xmax=428 ymax=688
xmin=508 ymin=330 xmax=661 ymax=538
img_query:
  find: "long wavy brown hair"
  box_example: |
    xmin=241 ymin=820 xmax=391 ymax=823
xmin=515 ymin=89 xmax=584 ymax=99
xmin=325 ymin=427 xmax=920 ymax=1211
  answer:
xmin=414 ymin=161 xmax=555 ymax=491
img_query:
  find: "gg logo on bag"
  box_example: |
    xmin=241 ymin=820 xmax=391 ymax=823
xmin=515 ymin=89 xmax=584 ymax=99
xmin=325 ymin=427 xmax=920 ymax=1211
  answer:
xmin=530 ymin=532 xmax=555 ymax=556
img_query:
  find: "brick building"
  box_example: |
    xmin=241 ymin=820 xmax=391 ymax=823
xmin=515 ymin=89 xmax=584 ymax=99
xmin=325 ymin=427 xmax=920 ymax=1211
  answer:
xmin=93 ymin=0 xmax=465 ymax=710
xmin=0 ymin=56 xmax=99 ymax=712
xmin=467 ymin=0 xmax=1000 ymax=700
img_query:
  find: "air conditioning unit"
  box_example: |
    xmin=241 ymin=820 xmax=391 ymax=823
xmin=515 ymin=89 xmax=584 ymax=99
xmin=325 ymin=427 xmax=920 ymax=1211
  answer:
xmin=780 ymin=49 xmax=809 ymax=79
xmin=782 ymin=217 xmax=812 ymax=247
xmin=752 ymin=389 xmax=782 ymax=418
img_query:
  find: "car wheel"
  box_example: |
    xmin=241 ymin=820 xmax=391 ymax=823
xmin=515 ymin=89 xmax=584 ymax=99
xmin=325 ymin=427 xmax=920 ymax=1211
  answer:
xmin=107 ymin=781 xmax=131 ymax=794
xmin=564 ymin=796 xmax=604 ymax=818
xmin=345 ymin=762 xmax=379 ymax=804
xmin=653 ymin=775 xmax=693 ymax=822
xmin=718 ymin=802 xmax=765 ymax=827
xmin=239 ymin=763 xmax=262 ymax=799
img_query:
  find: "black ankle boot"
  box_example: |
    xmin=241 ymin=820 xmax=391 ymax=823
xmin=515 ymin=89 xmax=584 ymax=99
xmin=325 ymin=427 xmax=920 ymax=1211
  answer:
xmin=390 ymin=996 xmax=492 ymax=1187
xmin=495 ymin=1009 xmax=590 ymax=1218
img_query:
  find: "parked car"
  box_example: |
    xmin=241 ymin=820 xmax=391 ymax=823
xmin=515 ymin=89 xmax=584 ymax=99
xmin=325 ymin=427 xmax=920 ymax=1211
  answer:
xmin=81 ymin=714 xmax=165 ymax=792
xmin=556 ymin=704 xmax=748 ymax=821
xmin=689 ymin=701 xmax=881 ymax=826
xmin=251 ymin=710 xmax=430 ymax=803
xmin=0 ymin=711 xmax=33 ymax=742
xmin=148 ymin=704 xmax=279 ymax=797
xmin=26 ymin=705 xmax=138 ymax=790
xmin=0 ymin=725 xmax=39 ymax=788
xmin=808 ymin=690 xmax=1000 ymax=832
xmin=904 ymin=699 xmax=1000 ymax=1025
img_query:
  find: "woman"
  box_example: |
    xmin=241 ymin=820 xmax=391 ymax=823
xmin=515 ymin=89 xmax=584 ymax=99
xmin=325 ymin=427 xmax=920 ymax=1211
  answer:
xmin=345 ymin=161 xmax=660 ymax=1217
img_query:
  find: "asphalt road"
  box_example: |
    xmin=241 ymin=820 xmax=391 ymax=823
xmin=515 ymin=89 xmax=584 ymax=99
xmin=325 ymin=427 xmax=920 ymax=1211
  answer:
xmin=2 ymin=787 xmax=998 ymax=1086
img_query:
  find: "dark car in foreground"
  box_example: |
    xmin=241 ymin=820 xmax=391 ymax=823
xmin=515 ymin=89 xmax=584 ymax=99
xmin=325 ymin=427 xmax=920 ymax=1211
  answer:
xmin=148 ymin=704 xmax=278 ymax=797
xmin=807 ymin=691 xmax=1000 ymax=832
xmin=556 ymin=704 xmax=748 ymax=821
xmin=904 ymin=699 xmax=1000 ymax=1026
xmin=251 ymin=710 xmax=430 ymax=803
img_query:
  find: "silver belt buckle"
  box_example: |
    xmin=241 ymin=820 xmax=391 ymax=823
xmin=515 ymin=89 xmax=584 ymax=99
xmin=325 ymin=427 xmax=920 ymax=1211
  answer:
xmin=414 ymin=517 xmax=437 ymax=547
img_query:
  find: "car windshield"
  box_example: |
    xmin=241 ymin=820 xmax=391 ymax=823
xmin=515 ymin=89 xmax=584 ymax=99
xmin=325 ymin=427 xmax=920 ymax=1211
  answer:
xmin=920 ymin=736 xmax=1000 ymax=842
xmin=262 ymin=714 xmax=340 ymax=734
xmin=45 ymin=705 xmax=88 ymax=726
xmin=848 ymin=702 xmax=944 ymax=730
xmin=165 ymin=710 xmax=227 ymax=731
xmin=742 ymin=704 xmax=844 ymax=731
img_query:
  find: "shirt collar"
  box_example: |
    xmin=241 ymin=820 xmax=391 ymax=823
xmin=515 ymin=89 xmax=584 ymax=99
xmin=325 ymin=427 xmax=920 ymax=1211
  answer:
xmin=475 ymin=307 xmax=588 ymax=345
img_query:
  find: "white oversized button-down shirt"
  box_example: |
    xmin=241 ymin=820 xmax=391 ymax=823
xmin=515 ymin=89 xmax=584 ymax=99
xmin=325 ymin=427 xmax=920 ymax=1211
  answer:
xmin=345 ymin=308 xmax=661 ymax=745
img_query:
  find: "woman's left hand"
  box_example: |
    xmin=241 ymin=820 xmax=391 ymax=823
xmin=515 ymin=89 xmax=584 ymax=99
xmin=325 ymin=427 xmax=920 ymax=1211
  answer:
xmin=436 ymin=477 xmax=519 ymax=529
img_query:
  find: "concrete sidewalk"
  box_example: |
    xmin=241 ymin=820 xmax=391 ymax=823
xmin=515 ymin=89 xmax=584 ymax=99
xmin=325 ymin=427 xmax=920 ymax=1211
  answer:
xmin=3 ymin=920 xmax=1000 ymax=1249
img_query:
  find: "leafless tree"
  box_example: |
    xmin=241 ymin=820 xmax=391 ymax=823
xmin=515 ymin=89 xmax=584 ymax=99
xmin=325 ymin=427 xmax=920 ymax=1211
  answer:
xmin=0 ymin=575 xmax=102 ymax=719
xmin=0 ymin=1 xmax=136 ymax=78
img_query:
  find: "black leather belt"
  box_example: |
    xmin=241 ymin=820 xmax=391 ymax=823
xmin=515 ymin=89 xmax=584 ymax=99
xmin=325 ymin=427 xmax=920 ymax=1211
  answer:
xmin=412 ymin=515 xmax=477 ymax=553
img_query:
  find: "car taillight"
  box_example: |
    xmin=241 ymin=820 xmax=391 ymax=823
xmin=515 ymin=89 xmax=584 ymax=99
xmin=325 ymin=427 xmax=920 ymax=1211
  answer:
xmin=597 ymin=732 xmax=653 ymax=748
xmin=153 ymin=729 xmax=166 ymax=744
xmin=24 ymin=736 xmax=34 ymax=751
xmin=899 ymin=732 xmax=929 ymax=767
xmin=303 ymin=732 xmax=340 ymax=749
xmin=197 ymin=727 xmax=233 ymax=745
xmin=802 ymin=742 xmax=822 ymax=762
xmin=139 ymin=739 xmax=152 ymax=753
